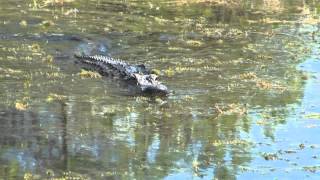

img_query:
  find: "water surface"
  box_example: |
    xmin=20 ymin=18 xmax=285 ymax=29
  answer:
xmin=0 ymin=0 xmax=320 ymax=179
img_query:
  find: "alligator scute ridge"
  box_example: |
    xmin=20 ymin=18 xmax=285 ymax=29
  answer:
xmin=74 ymin=54 xmax=169 ymax=95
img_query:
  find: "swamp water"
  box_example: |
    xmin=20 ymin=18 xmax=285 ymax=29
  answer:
xmin=0 ymin=0 xmax=320 ymax=179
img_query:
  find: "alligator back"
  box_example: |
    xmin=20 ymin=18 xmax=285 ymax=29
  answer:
xmin=75 ymin=54 xmax=150 ymax=79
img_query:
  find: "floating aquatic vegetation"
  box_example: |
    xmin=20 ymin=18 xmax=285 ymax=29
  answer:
xmin=163 ymin=65 xmax=219 ymax=75
xmin=212 ymin=139 xmax=251 ymax=146
xmin=42 ymin=54 xmax=54 ymax=64
xmin=151 ymin=68 xmax=161 ymax=75
xmin=256 ymin=79 xmax=287 ymax=92
xmin=154 ymin=97 xmax=167 ymax=105
xmin=0 ymin=67 xmax=23 ymax=74
xmin=135 ymin=96 xmax=151 ymax=103
xmin=304 ymin=113 xmax=320 ymax=120
xmin=185 ymin=40 xmax=203 ymax=47
xmin=200 ymin=27 xmax=224 ymax=39
xmin=262 ymin=153 xmax=278 ymax=160
xmin=36 ymin=0 xmax=68 ymax=8
xmin=174 ymin=66 xmax=201 ymax=73
xmin=164 ymin=67 xmax=175 ymax=77
xmin=214 ymin=103 xmax=247 ymax=116
xmin=183 ymin=95 xmax=193 ymax=101
xmin=197 ymin=27 xmax=244 ymax=40
xmin=213 ymin=57 xmax=251 ymax=66
xmin=256 ymin=54 xmax=273 ymax=60
xmin=303 ymin=166 xmax=320 ymax=173
xmin=46 ymin=93 xmax=67 ymax=102
xmin=283 ymin=150 xmax=296 ymax=154
xmin=6 ymin=56 xmax=17 ymax=60
xmin=78 ymin=69 xmax=101 ymax=79
xmin=30 ymin=71 xmax=66 ymax=79
xmin=256 ymin=119 xmax=269 ymax=126
xmin=30 ymin=43 xmax=41 ymax=53
xmin=39 ymin=0 xmax=75 ymax=7
xmin=261 ymin=18 xmax=291 ymax=24
xmin=61 ymin=171 xmax=88 ymax=179
xmin=19 ymin=20 xmax=28 ymax=27
xmin=192 ymin=160 xmax=204 ymax=177
xmin=174 ymin=0 xmax=241 ymax=7
xmin=24 ymin=173 xmax=40 ymax=180
xmin=24 ymin=170 xmax=87 ymax=180
xmin=152 ymin=16 xmax=170 ymax=24
xmin=64 ymin=8 xmax=79 ymax=17
xmin=216 ymin=39 xmax=224 ymax=44
xmin=239 ymin=72 xmax=257 ymax=80
xmin=15 ymin=102 xmax=28 ymax=111
xmin=40 ymin=20 xmax=55 ymax=27
xmin=243 ymin=43 xmax=261 ymax=53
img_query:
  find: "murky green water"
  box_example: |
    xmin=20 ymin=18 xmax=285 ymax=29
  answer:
xmin=1 ymin=0 xmax=320 ymax=179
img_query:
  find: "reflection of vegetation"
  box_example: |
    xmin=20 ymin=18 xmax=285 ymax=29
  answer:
xmin=304 ymin=113 xmax=320 ymax=120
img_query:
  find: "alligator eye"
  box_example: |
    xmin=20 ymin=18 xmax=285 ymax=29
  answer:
xmin=146 ymin=76 xmax=152 ymax=82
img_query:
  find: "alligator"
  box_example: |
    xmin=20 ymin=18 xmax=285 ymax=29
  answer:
xmin=74 ymin=54 xmax=169 ymax=96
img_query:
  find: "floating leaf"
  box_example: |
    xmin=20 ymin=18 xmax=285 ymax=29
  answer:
xmin=216 ymin=39 xmax=224 ymax=44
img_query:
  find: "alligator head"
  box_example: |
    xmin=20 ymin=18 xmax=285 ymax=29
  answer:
xmin=133 ymin=73 xmax=168 ymax=95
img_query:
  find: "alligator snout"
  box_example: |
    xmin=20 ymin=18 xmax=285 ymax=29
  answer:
xmin=141 ymin=84 xmax=168 ymax=96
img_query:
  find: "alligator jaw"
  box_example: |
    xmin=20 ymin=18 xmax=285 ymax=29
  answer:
xmin=141 ymin=84 xmax=168 ymax=96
